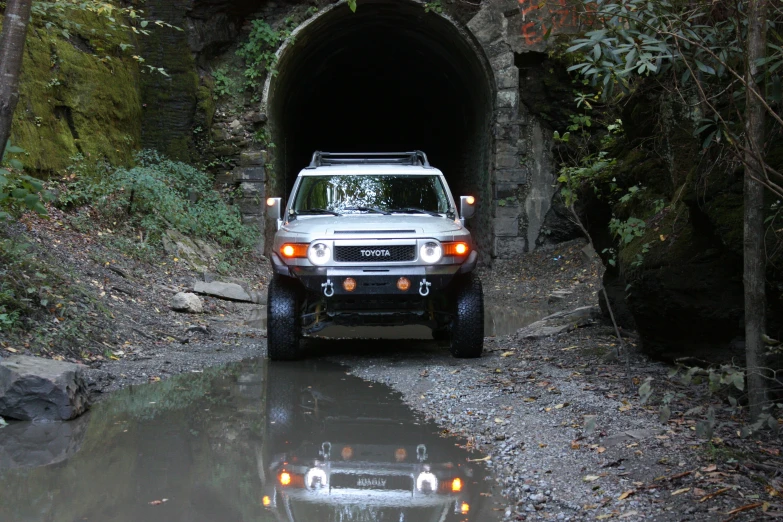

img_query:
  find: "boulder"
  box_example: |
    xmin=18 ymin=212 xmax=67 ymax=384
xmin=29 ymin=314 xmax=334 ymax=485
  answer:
xmin=0 ymin=356 xmax=90 ymax=421
xmin=515 ymin=305 xmax=600 ymax=340
xmin=193 ymin=281 xmax=263 ymax=303
xmin=171 ymin=292 xmax=203 ymax=313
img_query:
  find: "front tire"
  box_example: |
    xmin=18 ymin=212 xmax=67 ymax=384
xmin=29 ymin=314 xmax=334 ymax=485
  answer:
xmin=449 ymin=273 xmax=484 ymax=358
xmin=267 ymin=275 xmax=302 ymax=361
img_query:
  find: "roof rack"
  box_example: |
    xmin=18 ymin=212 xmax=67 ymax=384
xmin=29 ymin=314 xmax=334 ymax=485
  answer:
xmin=307 ymin=151 xmax=431 ymax=169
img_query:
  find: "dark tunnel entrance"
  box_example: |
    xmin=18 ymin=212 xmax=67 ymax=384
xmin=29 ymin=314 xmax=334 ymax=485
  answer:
xmin=266 ymin=0 xmax=495 ymax=247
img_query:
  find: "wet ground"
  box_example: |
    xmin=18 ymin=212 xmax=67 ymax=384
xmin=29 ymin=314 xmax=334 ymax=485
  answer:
xmin=0 ymin=359 xmax=502 ymax=522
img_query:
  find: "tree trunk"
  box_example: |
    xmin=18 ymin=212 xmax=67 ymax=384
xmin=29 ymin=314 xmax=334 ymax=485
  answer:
xmin=0 ymin=0 xmax=33 ymax=159
xmin=743 ymin=0 xmax=768 ymax=422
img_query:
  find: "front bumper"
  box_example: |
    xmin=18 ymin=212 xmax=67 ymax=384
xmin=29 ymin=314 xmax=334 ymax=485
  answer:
xmin=271 ymin=251 xmax=478 ymax=293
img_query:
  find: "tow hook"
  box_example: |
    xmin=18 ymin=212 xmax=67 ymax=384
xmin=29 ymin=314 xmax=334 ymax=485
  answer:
xmin=321 ymin=442 xmax=332 ymax=460
xmin=322 ymin=279 xmax=334 ymax=297
xmin=419 ymin=279 xmax=431 ymax=297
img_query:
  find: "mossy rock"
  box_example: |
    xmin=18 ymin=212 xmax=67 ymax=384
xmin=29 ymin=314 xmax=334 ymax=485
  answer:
xmin=7 ymin=14 xmax=141 ymax=176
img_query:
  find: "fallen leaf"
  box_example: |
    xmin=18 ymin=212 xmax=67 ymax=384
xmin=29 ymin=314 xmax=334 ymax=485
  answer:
xmin=494 ymin=417 xmax=504 ymax=424
xmin=671 ymin=488 xmax=691 ymax=496
xmin=596 ymin=514 xmax=614 ymax=520
xmin=596 ymin=447 xmax=606 ymax=454
xmin=619 ymin=511 xmax=638 ymax=519
xmin=5 ymin=347 xmax=18 ymax=353
xmin=148 ymin=499 xmax=169 ymax=506
xmin=501 ymin=351 xmax=515 ymax=357
xmin=583 ymin=475 xmax=601 ymax=482
xmin=701 ymin=464 xmax=717 ymax=472
xmin=618 ymin=490 xmax=634 ymax=500
xmin=571 ymin=441 xmax=581 ymax=450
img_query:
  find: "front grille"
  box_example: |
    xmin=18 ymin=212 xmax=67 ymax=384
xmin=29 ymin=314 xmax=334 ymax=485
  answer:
xmin=331 ymin=473 xmax=413 ymax=491
xmin=334 ymin=245 xmax=416 ymax=263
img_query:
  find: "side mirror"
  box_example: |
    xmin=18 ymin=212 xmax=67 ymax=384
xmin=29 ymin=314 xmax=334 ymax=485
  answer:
xmin=460 ymin=196 xmax=476 ymax=220
xmin=266 ymin=197 xmax=283 ymax=230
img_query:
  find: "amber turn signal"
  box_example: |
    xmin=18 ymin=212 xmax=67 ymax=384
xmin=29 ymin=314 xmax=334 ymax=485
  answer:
xmin=397 ymin=277 xmax=411 ymax=291
xmin=280 ymin=243 xmax=308 ymax=258
xmin=262 ymin=496 xmax=271 ymax=506
xmin=343 ymin=278 xmax=357 ymax=292
xmin=465 ymin=196 xmax=475 ymax=205
xmin=461 ymin=502 xmax=470 ymax=514
xmin=451 ymin=477 xmax=462 ymax=492
xmin=443 ymin=242 xmax=470 ymax=256
xmin=395 ymin=448 xmax=407 ymax=462
xmin=279 ymin=472 xmax=292 ymax=486
xmin=266 ymin=198 xmax=276 ymax=207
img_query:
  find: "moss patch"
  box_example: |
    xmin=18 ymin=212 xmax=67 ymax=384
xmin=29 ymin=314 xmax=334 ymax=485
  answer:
xmin=8 ymin=13 xmax=141 ymax=176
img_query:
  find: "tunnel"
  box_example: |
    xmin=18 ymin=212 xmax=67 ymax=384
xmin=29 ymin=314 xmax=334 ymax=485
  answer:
xmin=266 ymin=0 xmax=495 ymax=241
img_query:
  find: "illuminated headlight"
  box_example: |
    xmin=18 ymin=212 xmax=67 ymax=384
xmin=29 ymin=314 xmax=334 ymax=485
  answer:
xmin=308 ymin=243 xmax=331 ymax=265
xmin=419 ymin=242 xmax=442 ymax=264
xmin=305 ymin=468 xmax=328 ymax=489
xmin=416 ymin=471 xmax=438 ymax=492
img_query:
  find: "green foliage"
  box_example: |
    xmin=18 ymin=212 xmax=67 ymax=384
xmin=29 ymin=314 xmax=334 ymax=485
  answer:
xmin=236 ymin=18 xmax=296 ymax=97
xmin=565 ymin=0 xmax=783 ymax=150
xmin=58 ymin=151 xmax=259 ymax=251
xmin=0 ymin=142 xmax=52 ymax=221
xmin=212 ymin=67 xmax=236 ymax=99
xmin=424 ymin=1 xmax=443 ymax=14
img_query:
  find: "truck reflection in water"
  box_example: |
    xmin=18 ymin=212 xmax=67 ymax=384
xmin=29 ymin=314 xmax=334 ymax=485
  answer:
xmin=261 ymin=362 xmax=484 ymax=522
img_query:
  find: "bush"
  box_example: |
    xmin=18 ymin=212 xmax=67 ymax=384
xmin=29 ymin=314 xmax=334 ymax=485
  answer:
xmin=59 ymin=150 xmax=259 ymax=252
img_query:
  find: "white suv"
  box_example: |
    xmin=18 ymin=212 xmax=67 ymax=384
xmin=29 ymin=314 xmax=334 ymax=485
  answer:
xmin=265 ymin=151 xmax=483 ymax=360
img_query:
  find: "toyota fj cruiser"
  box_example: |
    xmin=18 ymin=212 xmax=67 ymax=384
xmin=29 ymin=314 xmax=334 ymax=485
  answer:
xmin=265 ymin=151 xmax=484 ymax=360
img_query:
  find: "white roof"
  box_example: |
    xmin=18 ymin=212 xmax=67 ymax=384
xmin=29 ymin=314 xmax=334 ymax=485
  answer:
xmin=298 ymin=164 xmax=444 ymax=176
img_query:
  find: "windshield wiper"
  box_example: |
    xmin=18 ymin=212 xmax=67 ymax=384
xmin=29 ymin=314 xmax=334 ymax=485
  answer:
xmin=291 ymin=208 xmax=341 ymax=217
xmin=388 ymin=207 xmax=442 ymax=217
xmin=341 ymin=206 xmax=391 ymax=215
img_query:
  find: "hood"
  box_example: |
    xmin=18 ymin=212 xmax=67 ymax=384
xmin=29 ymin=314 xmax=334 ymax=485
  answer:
xmin=281 ymin=214 xmax=465 ymax=238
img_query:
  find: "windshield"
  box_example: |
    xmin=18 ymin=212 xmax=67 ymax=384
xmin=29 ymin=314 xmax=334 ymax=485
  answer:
xmin=291 ymin=175 xmax=452 ymax=215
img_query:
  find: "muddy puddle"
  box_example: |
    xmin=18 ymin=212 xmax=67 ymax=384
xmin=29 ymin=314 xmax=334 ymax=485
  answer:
xmin=0 ymin=360 xmax=499 ymax=522
xmin=244 ymin=302 xmax=546 ymax=340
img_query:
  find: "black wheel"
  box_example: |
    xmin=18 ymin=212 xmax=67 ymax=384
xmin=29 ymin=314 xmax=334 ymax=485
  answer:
xmin=449 ymin=273 xmax=484 ymax=358
xmin=267 ymin=275 xmax=302 ymax=361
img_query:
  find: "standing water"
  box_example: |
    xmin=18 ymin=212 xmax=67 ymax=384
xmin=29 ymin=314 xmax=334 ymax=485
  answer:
xmin=0 ymin=360 xmax=499 ymax=522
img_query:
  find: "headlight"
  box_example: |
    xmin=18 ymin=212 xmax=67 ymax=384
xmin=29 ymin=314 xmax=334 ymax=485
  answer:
xmin=416 ymin=471 xmax=438 ymax=492
xmin=305 ymin=468 xmax=328 ymax=489
xmin=419 ymin=242 xmax=442 ymax=263
xmin=308 ymin=243 xmax=331 ymax=265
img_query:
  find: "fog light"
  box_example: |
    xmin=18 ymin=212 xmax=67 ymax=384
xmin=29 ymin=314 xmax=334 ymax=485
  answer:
xmin=452 ymin=478 xmax=462 ymax=492
xmin=279 ymin=472 xmax=291 ymax=486
xmin=397 ymin=277 xmax=411 ymax=291
xmin=266 ymin=198 xmax=276 ymax=207
xmin=262 ymin=496 xmax=271 ymax=506
xmin=343 ymin=278 xmax=357 ymax=292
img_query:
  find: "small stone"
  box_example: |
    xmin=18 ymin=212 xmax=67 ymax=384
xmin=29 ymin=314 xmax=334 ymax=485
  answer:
xmin=171 ymin=292 xmax=203 ymax=313
xmin=529 ymin=493 xmax=546 ymax=504
xmin=229 ymin=119 xmax=242 ymax=129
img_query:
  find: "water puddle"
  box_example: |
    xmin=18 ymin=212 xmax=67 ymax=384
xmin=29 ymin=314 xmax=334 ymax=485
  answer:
xmin=245 ymin=304 xmax=546 ymax=340
xmin=0 ymin=360 xmax=499 ymax=522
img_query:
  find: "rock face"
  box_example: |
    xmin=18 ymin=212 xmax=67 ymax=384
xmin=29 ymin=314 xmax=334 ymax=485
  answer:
xmin=0 ymin=356 xmax=90 ymax=421
xmin=193 ymin=281 xmax=263 ymax=303
xmin=162 ymin=229 xmax=219 ymax=270
xmin=171 ymin=292 xmax=203 ymax=313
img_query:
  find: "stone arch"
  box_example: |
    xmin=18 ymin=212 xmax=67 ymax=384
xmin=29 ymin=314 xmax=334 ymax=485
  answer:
xmin=260 ymin=0 xmax=520 ymax=258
